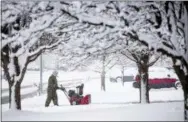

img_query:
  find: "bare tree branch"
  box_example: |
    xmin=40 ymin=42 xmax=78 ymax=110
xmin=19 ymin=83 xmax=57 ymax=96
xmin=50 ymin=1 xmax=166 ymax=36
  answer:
xmin=120 ymin=51 xmax=137 ymax=62
xmin=148 ymin=56 xmax=160 ymax=67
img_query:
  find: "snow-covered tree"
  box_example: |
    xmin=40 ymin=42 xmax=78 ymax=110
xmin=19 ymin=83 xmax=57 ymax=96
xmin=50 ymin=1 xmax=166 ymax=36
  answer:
xmin=23 ymin=1 xmax=187 ymax=119
xmin=1 ymin=1 xmax=71 ymax=110
xmin=58 ymin=1 xmax=162 ymax=102
xmin=87 ymin=53 xmax=117 ymax=91
xmin=57 ymin=29 xmax=119 ymax=91
xmin=135 ymin=2 xmax=188 ymax=120
xmin=3 ymin=1 xmax=186 ymax=118
xmin=61 ymin=1 xmax=188 ymax=119
xmin=120 ymin=41 xmax=160 ymax=103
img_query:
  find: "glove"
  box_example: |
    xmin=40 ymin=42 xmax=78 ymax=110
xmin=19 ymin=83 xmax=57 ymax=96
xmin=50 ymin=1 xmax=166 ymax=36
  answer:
xmin=59 ymin=86 xmax=65 ymax=91
xmin=62 ymin=87 xmax=65 ymax=91
xmin=53 ymin=85 xmax=59 ymax=89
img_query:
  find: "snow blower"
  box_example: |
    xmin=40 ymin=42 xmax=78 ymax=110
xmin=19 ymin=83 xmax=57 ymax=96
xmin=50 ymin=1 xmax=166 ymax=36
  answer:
xmin=59 ymin=84 xmax=91 ymax=105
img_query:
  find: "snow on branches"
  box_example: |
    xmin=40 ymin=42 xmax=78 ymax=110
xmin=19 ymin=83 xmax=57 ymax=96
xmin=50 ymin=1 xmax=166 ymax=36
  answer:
xmin=1 ymin=1 xmax=71 ymax=83
xmin=1 ymin=1 xmax=71 ymax=109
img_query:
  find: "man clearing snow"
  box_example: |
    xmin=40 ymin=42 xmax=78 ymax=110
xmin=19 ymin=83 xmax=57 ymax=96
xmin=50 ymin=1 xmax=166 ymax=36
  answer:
xmin=45 ymin=71 xmax=59 ymax=107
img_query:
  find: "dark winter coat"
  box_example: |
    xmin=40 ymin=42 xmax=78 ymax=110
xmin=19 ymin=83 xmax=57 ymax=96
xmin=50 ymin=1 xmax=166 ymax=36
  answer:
xmin=47 ymin=75 xmax=58 ymax=91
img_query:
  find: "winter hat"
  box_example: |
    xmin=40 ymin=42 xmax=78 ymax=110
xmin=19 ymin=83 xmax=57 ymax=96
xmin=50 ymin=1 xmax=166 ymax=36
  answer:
xmin=52 ymin=70 xmax=58 ymax=77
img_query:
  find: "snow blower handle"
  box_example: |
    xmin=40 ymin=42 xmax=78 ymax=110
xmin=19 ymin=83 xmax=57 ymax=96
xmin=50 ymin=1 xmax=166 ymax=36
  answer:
xmin=59 ymin=84 xmax=70 ymax=101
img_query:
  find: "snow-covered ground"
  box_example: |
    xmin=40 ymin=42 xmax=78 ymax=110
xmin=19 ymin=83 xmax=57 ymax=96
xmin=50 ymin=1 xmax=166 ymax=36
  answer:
xmin=2 ymin=102 xmax=184 ymax=121
xmin=2 ymin=67 xmax=184 ymax=121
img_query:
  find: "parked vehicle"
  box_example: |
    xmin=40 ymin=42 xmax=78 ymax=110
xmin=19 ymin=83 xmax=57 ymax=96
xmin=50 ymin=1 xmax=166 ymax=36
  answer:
xmin=110 ymin=67 xmax=137 ymax=83
xmin=132 ymin=67 xmax=181 ymax=89
xmin=115 ymin=76 xmax=135 ymax=82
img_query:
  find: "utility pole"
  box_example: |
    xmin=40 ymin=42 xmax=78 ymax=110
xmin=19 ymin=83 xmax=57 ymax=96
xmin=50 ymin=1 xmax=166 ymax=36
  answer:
xmin=56 ymin=54 xmax=59 ymax=70
xmin=122 ymin=65 xmax=125 ymax=86
xmin=39 ymin=53 xmax=43 ymax=95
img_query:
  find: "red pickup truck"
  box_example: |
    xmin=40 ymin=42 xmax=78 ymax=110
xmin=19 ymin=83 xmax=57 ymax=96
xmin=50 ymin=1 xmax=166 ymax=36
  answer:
xmin=132 ymin=67 xmax=181 ymax=89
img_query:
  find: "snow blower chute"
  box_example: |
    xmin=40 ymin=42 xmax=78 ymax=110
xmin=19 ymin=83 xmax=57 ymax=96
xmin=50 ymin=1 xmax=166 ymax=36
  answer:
xmin=59 ymin=83 xmax=91 ymax=105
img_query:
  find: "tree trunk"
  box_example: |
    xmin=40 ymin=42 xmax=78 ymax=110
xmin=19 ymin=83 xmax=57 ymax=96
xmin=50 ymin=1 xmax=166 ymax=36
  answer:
xmin=9 ymin=81 xmax=21 ymax=110
xmin=183 ymin=2 xmax=188 ymax=120
xmin=101 ymin=54 xmax=106 ymax=91
xmin=173 ymin=60 xmax=188 ymax=120
xmin=15 ymin=82 xmax=21 ymax=109
xmin=184 ymin=86 xmax=188 ymax=120
xmin=4 ymin=57 xmax=28 ymax=110
xmin=8 ymin=82 xmax=12 ymax=109
xmin=138 ymin=64 xmax=150 ymax=104
xmin=101 ymin=73 xmax=106 ymax=91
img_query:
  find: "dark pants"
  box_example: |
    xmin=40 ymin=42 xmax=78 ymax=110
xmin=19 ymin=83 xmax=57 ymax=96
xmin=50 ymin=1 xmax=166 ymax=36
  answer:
xmin=45 ymin=89 xmax=58 ymax=107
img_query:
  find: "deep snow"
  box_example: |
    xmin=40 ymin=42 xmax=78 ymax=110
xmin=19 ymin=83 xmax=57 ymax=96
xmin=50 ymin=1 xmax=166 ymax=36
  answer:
xmin=2 ymin=102 xmax=184 ymax=121
xmin=1 ymin=67 xmax=184 ymax=121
